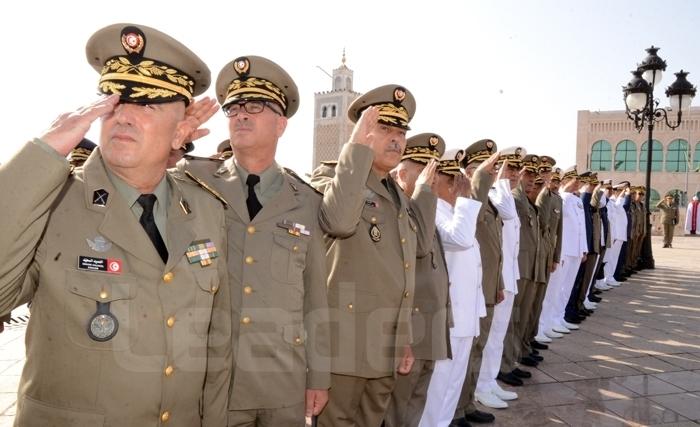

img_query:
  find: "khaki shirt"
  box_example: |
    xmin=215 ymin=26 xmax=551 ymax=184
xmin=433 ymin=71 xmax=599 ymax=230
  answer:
xmin=310 ymin=143 xmax=437 ymax=378
xmin=536 ymin=188 xmax=562 ymax=282
xmin=472 ymin=168 xmax=504 ymax=304
xmin=0 ymin=141 xmax=231 ymax=427
xmin=183 ymin=157 xmax=331 ymax=410
xmin=513 ymin=184 xmax=540 ymax=282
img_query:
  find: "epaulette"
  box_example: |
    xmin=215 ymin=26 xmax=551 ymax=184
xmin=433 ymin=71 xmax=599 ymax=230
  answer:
xmin=319 ymin=161 xmax=338 ymax=167
xmin=283 ymin=167 xmax=322 ymax=196
xmin=184 ymin=154 xmax=225 ymax=162
xmin=183 ymin=170 xmax=230 ymax=208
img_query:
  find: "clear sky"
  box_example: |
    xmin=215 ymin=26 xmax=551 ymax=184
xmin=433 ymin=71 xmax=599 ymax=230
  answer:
xmin=1 ymin=0 xmax=699 ymax=174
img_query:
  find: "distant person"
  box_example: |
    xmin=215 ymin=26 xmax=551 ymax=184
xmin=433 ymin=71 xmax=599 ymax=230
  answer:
xmin=685 ymin=195 xmax=699 ymax=235
xmin=656 ymin=194 xmax=679 ymax=248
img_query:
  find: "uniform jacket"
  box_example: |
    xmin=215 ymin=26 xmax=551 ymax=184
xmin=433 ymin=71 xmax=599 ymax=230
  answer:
xmin=0 ymin=141 xmax=231 ymax=427
xmin=560 ymin=192 xmax=588 ymax=258
xmin=580 ymin=191 xmax=594 ymax=253
xmin=536 ymin=188 xmax=562 ymax=282
xmin=489 ymin=179 xmax=520 ymax=294
xmin=436 ymin=198 xmax=485 ymax=338
xmin=310 ymin=143 xmax=437 ymax=378
xmin=512 ymin=184 xmax=540 ymax=281
xmin=656 ymin=200 xmax=679 ymax=225
xmin=183 ymin=157 xmax=331 ymax=409
xmin=472 ymin=168 xmax=504 ymax=305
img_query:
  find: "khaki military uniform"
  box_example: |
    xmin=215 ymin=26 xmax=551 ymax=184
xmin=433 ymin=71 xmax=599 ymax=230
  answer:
xmin=311 ymin=143 xmax=436 ymax=426
xmin=0 ymin=142 xmax=231 ymax=427
xmin=633 ymin=202 xmax=646 ymax=262
xmin=183 ymin=157 xmax=331 ymax=418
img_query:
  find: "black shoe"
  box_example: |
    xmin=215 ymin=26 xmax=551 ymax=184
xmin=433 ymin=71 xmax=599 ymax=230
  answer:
xmin=497 ymin=371 xmax=524 ymax=386
xmin=531 ymin=348 xmax=539 ymax=355
xmin=464 ymin=409 xmax=495 ymax=424
xmin=520 ymin=356 xmax=539 ymax=367
xmin=593 ymin=289 xmax=603 ymax=295
xmin=449 ymin=418 xmax=472 ymax=427
xmin=529 ymin=353 xmax=544 ymax=362
xmin=564 ymin=315 xmax=582 ymax=324
xmin=532 ymin=340 xmax=548 ymax=350
xmin=583 ymin=308 xmax=594 ymax=315
xmin=578 ymin=310 xmax=590 ymax=317
xmin=589 ymin=295 xmax=602 ymax=303
xmin=512 ymin=368 xmax=532 ymax=378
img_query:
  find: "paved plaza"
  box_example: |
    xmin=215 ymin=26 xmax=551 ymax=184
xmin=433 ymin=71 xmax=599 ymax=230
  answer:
xmin=1 ymin=236 xmax=699 ymax=426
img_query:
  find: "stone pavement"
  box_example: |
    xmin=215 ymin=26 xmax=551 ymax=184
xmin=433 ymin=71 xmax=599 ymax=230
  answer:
xmin=1 ymin=236 xmax=699 ymax=426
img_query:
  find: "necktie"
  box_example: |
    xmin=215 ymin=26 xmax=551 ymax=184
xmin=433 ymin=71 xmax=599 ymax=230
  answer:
xmin=246 ymin=174 xmax=263 ymax=220
xmin=136 ymin=194 xmax=168 ymax=263
xmin=382 ymin=178 xmax=399 ymax=206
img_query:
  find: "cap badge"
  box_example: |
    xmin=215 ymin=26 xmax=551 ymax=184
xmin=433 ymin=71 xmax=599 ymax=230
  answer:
xmin=121 ymin=30 xmax=145 ymax=55
xmin=234 ymin=57 xmax=250 ymax=76
xmin=429 ymin=136 xmax=439 ymax=146
xmin=486 ymin=140 xmax=494 ymax=150
xmin=393 ymin=87 xmax=406 ymax=103
xmin=515 ymin=147 xmax=522 ymax=155
xmin=532 ymin=156 xmax=539 ymax=163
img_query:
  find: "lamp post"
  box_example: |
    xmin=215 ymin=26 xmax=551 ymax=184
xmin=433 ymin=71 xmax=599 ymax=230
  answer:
xmin=623 ymin=46 xmax=696 ymax=269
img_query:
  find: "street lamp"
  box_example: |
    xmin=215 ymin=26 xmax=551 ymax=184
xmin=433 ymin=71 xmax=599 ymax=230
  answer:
xmin=623 ymin=46 xmax=696 ymax=269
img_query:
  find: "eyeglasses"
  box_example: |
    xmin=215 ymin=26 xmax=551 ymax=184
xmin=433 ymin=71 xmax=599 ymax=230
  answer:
xmin=223 ymin=100 xmax=282 ymax=117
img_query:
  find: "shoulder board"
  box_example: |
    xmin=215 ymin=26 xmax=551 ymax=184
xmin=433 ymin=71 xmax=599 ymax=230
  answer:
xmin=320 ymin=161 xmax=338 ymax=166
xmin=183 ymin=170 xmax=230 ymax=208
xmin=283 ymin=167 xmax=322 ymax=196
xmin=184 ymin=154 xmax=224 ymax=162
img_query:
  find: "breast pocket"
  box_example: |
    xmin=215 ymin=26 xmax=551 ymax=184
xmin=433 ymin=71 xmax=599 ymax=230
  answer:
xmin=65 ymin=269 xmax=138 ymax=351
xmin=270 ymin=233 xmax=308 ymax=284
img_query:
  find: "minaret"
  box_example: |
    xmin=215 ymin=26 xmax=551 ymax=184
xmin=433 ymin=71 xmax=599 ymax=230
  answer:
xmin=312 ymin=50 xmax=361 ymax=169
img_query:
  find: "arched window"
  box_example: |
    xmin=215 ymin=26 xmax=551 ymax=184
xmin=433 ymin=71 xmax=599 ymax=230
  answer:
xmin=614 ymin=140 xmax=637 ymax=171
xmin=639 ymin=140 xmax=663 ymax=172
xmin=590 ymin=140 xmax=612 ymax=171
xmin=333 ymin=76 xmax=341 ymax=90
xmin=694 ymin=142 xmax=700 ymax=171
xmin=331 ymin=105 xmax=337 ymax=117
xmin=649 ymin=188 xmax=661 ymax=210
xmin=666 ymin=139 xmax=689 ymax=172
xmin=321 ymin=106 xmax=328 ymax=118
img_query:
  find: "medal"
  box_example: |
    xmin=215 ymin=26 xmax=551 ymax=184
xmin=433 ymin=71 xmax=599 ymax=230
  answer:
xmin=369 ymin=224 xmax=381 ymax=242
xmin=88 ymin=301 xmax=118 ymax=342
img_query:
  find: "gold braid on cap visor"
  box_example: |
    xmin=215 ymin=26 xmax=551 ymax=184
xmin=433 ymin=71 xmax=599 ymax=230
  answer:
xmin=562 ymin=171 xmax=578 ymax=179
xmin=402 ymin=146 xmax=440 ymax=162
xmin=374 ymin=103 xmax=410 ymax=128
xmin=99 ymin=57 xmax=194 ymax=102
xmin=466 ymin=150 xmax=492 ymax=164
xmin=224 ymin=77 xmax=287 ymax=111
xmin=438 ymin=160 xmax=461 ymax=176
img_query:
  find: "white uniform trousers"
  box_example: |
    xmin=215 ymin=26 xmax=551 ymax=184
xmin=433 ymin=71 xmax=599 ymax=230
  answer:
xmin=554 ymin=255 xmax=583 ymax=325
xmin=475 ymin=290 xmax=515 ymax=394
xmin=604 ymin=239 xmax=623 ymax=281
xmin=538 ymin=260 xmax=564 ymax=336
xmin=419 ymin=336 xmax=473 ymax=427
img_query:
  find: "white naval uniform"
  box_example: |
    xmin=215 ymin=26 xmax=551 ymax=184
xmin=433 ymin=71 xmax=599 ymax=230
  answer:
xmin=419 ymin=197 xmax=483 ymax=427
xmin=476 ymin=179 xmax=519 ymax=395
xmin=685 ymin=199 xmax=700 ymax=234
xmin=604 ymin=194 xmax=627 ymax=281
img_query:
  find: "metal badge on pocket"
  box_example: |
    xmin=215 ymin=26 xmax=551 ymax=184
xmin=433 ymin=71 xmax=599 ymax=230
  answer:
xmin=88 ymin=301 xmax=118 ymax=342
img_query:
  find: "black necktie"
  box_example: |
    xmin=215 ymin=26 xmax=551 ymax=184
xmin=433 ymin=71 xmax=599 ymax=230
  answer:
xmin=136 ymin=194 xmax=168 ymax=263
xmin=382 ymin=178 xmax=399 ymax=206
xmin=246 ymin=174 xmax=263 ymax=220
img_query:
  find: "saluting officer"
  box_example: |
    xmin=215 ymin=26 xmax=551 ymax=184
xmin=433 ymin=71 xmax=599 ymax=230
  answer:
xmin=183 ymin=55 xmax=331 ymax=426
xmin=311 ymin=85 xmax=437 ymax=426
xmin=386 ymin=133 xmax=450 ymax=427
xmin=0 ymin=23 xmax=231 ymax=426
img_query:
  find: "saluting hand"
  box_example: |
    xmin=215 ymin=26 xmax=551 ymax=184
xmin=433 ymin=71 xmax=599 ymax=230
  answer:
xmin=496 ymin=157 xmax=508 ymax=182
xmin=40 ymin=94 xmax=120 ymax=157
xmin=452 ymin=173 xmax=471 ymax=198
xmin=179 ymin=96 xmax=219 ymax=146
xmin=416 ymin=159 xmax=438 ymax=189
xmin=349 ymin=106 xmax=380 ymax=147
xmin=476 ymin=150 xmax=502 ymax=176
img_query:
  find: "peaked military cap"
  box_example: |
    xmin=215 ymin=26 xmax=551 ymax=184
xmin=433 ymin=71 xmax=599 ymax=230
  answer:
xmin=86 ymin=23 xmax=210 ymax=105
xmin=612 ymin=180 xmax=630 ymax=190
xmin=589 ymin=172 xmax=600 ymax=185
xmin=460 ymin=139 xmax=497 ymax=167
xmin=561 ymin=165 xmax=578 ymax=180
xmin=403 ymin=133 xmax=445 ymax=165
xmin=68 ymin=138 xmax=97 ymax=167
xmin=498 ymin=146 xmax=526 ymax=168
xmin=216 ymin=55 xmax=299 ymax=118
xmin=538 ymin=155 xmax=557 ymax=173
xmin=534 ymin=176 xmax=544 ymax=185
xmin=551 ymin=167 xmax=562 ymax=182
xmin=347 ymin=84 xmax=416 ymax=130
xmin=578 ymin=170 xmax=593 ymax=183
xmin=437 ymin=148 xmax=464 ymax=176
xmin=521 ymin=154 xmax=540 ymax=173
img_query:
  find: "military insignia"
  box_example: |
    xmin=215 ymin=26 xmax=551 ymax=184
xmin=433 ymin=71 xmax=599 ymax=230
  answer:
xmin=277 ymin=220 xmax=311 ymax=237
xmin=234 ymin=57 xmax=250 ymax=76
xmin=429 ymin=136 xmax=439 ymax=146
xmin=121 ymin=29 xmax=145 ymax=55
xmin=393 ymin=87 xmax=406 ymax=103
xmin=92 ymin=189 xmax=109 ymax=206
xmin=455 ymin=149 xmax=466 ymax=163
xmin=186 ymin=239 xmax=219 ymax=267
xmin=554 ymin=208 xmax=561 ymax=214
xmin=365 ymin=199 xmax=378 ymax=208
xmin=532 ymin=156 xmax=539 ymax=163
xmin=369 ymin=224 xmax=381 ymax=242
xmin=486 ymin=140 xmax=495 ymax=150
xmin=86 ymin=236 xmax=112 ymax=253
xmin=179 ymin=197 xmax=191 ymax=215
xmin=88 ymin=302 xmax=119 ymax=342
xmin=515 ymin=147 xmax=522 ymax=155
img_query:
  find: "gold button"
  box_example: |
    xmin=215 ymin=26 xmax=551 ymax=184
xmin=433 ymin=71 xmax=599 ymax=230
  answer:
xmin=164 ymin=365 xmax=174 ymax=376
xmin=398 ymin=213 xmax=404 ymax=219
xmin=166 ymin=316 xmax=175 ymax=328
xmin=347 ymin=303 xmax=353 ymax=310
xmin=163 ymin=272 xmax=174 ymax=283
xmin=245 ymin=256 xmax=254 ymax=265
xmin=99 ymin=290 xmax=108 ymax=299
xmin=210 ymin=285 xmax=218 ymax=294
xmin=161 ymin=411 xmax=170 ymax=422
xmin=243 ymin=286 xmax=253 ymax=295
xmin=404 ymin=291 xmax=410 ymax=298
xmin=247 ymin=225 xmax=256 ymax=234
xmin=401 ymin=237 xmax=406 ymax=244
xmin=414 ymin=307 xmax=420 ymax=312
xmin=404 ymin=263 xmax=410 ymax=270
xmin=292 ymin=245 xmax=299 ymax=252
xmin=294 ymin=337 xmax=303 ymax=345
xmin=371 ymin=216 xmax=377 ymax=224
xmin=241 ymin=316 xmax=251 ymax=324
